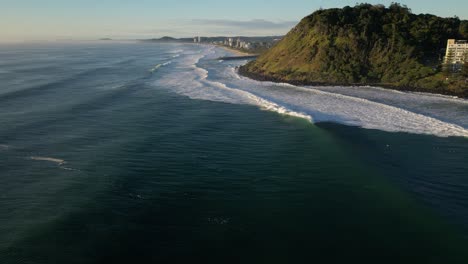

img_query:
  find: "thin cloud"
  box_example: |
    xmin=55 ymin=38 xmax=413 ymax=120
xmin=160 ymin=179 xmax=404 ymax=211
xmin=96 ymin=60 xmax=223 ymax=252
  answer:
xmin=191 ymin=19 xmax=298 ymax=30
xmin=151 ymin=19 xmax=299 ymax=37
xmin=98 ymin=19 xmax=299 ymax=40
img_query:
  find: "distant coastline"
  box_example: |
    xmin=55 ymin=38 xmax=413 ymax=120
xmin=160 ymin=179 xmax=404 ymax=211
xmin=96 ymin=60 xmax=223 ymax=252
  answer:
xmin=142 ymin=35 xmax=281 ymax=55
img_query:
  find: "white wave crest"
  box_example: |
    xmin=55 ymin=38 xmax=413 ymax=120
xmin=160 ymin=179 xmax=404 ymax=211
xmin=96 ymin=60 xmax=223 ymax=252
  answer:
xmin=149 ymin=61 xmax=172 ymax=72
xmin=170 ymin=49 xmax=184 ymax=54
xmin=206 ymin=78 xmax=312 ymax=121
xmin=155 ymin=51 xmax=312 ymax=121
xmin=61 ymin=166 xmax=81 ymax=172
xmin=0 ymin=144 xmax=10 ymax=150
xmin=30 ymin=156 xmax=66 ymax=165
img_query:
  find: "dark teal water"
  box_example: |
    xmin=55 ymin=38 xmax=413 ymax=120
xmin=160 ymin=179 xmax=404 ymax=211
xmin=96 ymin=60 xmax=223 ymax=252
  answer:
xmin=1 ymin=42 xmax=468 ymax=263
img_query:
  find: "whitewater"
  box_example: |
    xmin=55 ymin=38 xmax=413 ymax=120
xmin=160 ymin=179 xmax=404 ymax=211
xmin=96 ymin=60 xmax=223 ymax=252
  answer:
xmin=1 ymin=41 xmax=468 ymax=263
xmin=153 ymin=45 xmax=468 ymax=138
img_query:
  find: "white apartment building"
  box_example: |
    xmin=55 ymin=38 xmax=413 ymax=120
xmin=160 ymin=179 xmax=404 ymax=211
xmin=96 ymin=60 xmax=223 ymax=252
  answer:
xmin=444 ymin=39 xmax=467 ymax=69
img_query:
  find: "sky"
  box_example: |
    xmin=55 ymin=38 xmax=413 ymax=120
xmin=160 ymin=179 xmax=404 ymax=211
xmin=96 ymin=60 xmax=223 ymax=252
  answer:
xmin=1 ymin=0 xmax=467 ymax=42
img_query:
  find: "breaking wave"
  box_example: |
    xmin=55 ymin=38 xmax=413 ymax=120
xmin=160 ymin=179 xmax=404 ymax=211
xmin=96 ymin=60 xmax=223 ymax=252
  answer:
xmin=0 ymin=144 xmax=10 ymax=150
xmin=200 ymin=72 xmax=312 ymax=121
xmin=230 ymin=68 xmax=468 ymax=137
xmin=153 ymin=46 xmax=468 ymax=138
xmin=149 ymin=61 xmax=172 ymax=73
xmin=30 ymin=156 xmax=80 ymax=171
xmin=155 ymin=49 xmax=311 ymax=121
xmin=30 ymin=156 xmax=66 ymax=165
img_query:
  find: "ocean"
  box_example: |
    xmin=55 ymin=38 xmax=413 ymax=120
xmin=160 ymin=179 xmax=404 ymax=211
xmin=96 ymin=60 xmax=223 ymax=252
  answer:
xmin=0 ymin=41 xmax=468 ymax=263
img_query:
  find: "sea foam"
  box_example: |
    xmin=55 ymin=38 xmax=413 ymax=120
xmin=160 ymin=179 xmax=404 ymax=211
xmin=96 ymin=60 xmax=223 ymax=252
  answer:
xmin=0 ymin=144 xmax=10 ymax=150
xmin=30 ymin=156 xmax=66 ymax=165
xmin=153 ymin=45 xmax=468 ymax=138
xmin=155 ymin=48 xmax=311 ymax=121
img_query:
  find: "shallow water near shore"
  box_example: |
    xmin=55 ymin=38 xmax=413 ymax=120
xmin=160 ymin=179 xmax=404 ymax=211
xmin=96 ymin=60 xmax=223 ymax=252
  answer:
xmin=0 ymin=42 xmax=468 ymax=263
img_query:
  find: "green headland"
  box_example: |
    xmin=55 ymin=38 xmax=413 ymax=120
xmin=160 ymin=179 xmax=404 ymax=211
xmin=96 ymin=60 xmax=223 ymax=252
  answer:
xmin=239 ymin=3 xmax=468 ymax=97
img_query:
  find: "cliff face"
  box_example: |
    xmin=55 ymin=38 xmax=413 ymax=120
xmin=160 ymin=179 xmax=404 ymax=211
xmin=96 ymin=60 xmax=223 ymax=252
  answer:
xmin=240 ymin=4 xmax=468 ymax=96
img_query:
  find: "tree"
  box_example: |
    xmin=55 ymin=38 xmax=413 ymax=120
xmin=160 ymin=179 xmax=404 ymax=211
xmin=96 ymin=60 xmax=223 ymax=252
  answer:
xmin=459 ymin=21 xmax=468 ymax=38
xmin=462 ymin=52 xmax=468 ymax=77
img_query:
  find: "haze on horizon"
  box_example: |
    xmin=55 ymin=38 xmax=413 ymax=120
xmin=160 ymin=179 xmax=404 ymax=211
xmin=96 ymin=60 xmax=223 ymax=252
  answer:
xmin=1 ymin=0 xmax=467 ymax=43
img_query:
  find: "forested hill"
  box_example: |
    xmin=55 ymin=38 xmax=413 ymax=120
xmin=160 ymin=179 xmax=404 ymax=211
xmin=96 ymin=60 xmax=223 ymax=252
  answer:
xmin=239 ymin=4 xmax=468 ymax=97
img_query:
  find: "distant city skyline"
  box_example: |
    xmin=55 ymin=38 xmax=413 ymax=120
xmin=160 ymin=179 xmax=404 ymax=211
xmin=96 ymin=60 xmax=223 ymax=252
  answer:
xmin=1 ymin=0 xmax=467 ymax=43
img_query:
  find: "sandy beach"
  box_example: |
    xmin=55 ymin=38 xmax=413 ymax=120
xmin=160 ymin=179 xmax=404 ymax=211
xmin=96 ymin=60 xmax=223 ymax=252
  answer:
xmin=217 ymin=45 xmax=257 ymax=56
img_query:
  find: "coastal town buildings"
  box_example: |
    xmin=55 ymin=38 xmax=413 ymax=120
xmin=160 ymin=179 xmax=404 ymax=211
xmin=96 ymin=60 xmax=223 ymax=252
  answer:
xmin=444 ymin=39 xmax=467 ymax=71
xmin=240 ymin=41 xmax=251 ymax=49
xmin=191 ymin=35 xmax=278 ymax=52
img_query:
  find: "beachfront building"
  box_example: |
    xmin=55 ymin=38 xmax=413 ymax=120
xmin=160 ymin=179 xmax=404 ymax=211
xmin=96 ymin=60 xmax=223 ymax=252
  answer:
xmin=238 ymin=40 xmax=251 ymax=50
xmin=444 ymin=39 xmax=467 ymax=71
xmin=236 ymin=38 xmax=241 ymax=48
xmin=220 ymin=37 xmax=253 ymax=50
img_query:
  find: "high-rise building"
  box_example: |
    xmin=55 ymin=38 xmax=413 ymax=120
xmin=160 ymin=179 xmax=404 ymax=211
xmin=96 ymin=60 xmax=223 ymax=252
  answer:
xmin=444 ymin=39 xmax=467 ymax=70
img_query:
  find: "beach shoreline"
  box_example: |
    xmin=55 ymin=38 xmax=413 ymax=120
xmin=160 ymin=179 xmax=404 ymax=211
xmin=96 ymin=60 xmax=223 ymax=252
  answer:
xmin=215 ymin=45 xmax=257 ymax=56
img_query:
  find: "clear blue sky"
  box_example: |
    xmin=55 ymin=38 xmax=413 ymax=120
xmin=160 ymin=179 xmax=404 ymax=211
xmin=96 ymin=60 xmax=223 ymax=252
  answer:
xmin=1 ymin=0 xmax=467 ymax=42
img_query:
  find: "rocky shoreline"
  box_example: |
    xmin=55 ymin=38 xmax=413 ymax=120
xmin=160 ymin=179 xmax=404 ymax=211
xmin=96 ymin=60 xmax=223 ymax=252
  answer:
xmin=238 ymin=66 xmax=468 ymax=99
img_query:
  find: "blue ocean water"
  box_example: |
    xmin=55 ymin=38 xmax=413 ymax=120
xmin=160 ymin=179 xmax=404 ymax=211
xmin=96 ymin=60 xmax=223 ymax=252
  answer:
xmin=0 ymin=42 xmax=468 ymax=263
